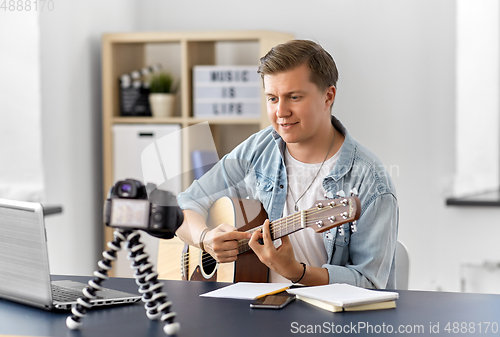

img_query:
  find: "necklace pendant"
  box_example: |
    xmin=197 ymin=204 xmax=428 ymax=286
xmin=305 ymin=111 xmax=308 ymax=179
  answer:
xmin=294 ymin=204 xmax=299 ymax=212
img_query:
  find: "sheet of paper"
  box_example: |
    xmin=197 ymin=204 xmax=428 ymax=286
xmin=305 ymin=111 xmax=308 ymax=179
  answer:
xmin=200 ymin=282 xmax=291 ymax=300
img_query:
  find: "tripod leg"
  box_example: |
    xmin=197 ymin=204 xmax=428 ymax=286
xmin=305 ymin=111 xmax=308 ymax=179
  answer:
xmin=126 ymin=231 xmax=180 ymax=335
xmin=66 ymin=229 xmax=128 ymax=330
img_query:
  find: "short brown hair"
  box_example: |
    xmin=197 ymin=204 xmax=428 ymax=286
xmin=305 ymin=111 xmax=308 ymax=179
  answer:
xmin=258 ymin=40 xmax=339 ymax=90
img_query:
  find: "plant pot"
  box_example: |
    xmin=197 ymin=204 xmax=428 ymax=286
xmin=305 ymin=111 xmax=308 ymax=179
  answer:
xmin=149 ymin=93 xmax=176 ymax=118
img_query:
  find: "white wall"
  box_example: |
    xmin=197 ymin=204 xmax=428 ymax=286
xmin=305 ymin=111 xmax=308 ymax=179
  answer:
xmin=455 ymin=0 xmax=500 ymax=196
xmin=0 ymin=12 xmax=44 ymax=201
xmin=39 ymin=1 xmax=139 ymax=275
xmin=5 ymin=0 xmax=498 ymax=290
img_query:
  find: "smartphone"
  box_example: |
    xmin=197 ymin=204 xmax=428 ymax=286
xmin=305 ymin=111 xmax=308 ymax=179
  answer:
xmin=250 ymin=294 xmax=296 ymax=309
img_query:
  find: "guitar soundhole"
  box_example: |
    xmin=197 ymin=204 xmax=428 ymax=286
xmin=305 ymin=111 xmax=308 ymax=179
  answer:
xmin=201 ymin=251 xmax=217 ymax=275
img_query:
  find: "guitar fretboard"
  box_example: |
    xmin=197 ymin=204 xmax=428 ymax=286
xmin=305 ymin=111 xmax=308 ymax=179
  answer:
xmin=235 ymin=198 xmax=358 ymax=255
xmin=237 ymin=211 xmax=306 ymax=254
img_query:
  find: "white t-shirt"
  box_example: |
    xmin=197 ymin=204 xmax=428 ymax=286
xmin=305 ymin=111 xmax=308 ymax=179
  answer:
xmin=269 ymin=147 xmax=340 ymax=283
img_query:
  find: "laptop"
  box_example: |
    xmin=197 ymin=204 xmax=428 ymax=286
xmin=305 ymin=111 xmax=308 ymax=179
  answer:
xmin=0 ymin=198 xmax=141 ymax=310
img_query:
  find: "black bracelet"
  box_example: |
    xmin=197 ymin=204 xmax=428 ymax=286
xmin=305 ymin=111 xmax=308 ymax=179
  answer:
xmin=292 ymin=262 xmax=307 ymax=284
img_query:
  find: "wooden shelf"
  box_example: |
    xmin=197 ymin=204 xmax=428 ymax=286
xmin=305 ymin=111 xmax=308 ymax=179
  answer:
xmin=112 ymin=117 xmax=185 ymax=124
xmin=188 ymin=117 xmax=262 ymax=125
xmin=112 ymin=116 xmax=262 ymax=125
xmin=101 ymin=30 xmax=294 ymax=277
xmin=102 ymin=30 xmax=294 ymax=44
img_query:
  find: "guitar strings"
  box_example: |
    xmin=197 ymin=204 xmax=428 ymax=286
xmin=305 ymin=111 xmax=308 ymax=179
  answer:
xmin=179 ymin=207 xmax=343 ymax=274
xmin=180 ymin=202 xmax=353 ymax=264
xmin=180 ymin=202 xmax=356 ymax=268
xmin=179 ymin=205 xmax=337 ymax=261
xmin=180 ymin=211 xmax=349 ymax=269
xmin=236 ymin=207 xmax=348 ymax=250
xmin=179 ymin=206 xmax=339 ymax=274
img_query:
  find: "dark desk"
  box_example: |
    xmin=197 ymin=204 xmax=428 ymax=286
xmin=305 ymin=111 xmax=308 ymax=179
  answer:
xmin=1 ymin=275 xmax=500 ymax=336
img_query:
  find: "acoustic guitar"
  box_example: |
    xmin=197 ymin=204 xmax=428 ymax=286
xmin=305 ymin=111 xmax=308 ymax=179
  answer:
xmin=182 ymin=195 xmax=361 ymax=283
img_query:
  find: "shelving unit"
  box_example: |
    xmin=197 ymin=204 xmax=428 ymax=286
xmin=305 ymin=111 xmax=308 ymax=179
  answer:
xmin=101 ymin=30 xmax=294 ymax=277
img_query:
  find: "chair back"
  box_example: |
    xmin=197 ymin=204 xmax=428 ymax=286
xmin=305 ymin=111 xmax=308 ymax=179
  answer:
xmin=395 ymin=241 xmax=409 ymax=290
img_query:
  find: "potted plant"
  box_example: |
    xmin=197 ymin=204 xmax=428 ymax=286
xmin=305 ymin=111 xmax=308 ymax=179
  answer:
xmin=148 ymin=72 xmax=178 ymax=118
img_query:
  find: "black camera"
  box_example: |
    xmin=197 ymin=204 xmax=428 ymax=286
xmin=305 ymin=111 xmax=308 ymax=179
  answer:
xmin=104 ymin=179 xmax=184 ymax=239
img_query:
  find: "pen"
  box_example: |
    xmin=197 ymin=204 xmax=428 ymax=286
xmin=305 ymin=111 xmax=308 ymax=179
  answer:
xmin=255 ymin=286 xmax=290 ymax=300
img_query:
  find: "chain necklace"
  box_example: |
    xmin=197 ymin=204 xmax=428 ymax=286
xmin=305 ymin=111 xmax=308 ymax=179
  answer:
xmin=287 ymin=128 xmax=336 ymax=212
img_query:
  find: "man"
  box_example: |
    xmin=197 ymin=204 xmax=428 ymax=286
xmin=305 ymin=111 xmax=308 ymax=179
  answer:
xmin=176 ymin=40 xmax=398 ymax=288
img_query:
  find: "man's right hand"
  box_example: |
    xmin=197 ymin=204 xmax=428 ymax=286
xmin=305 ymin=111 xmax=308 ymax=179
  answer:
xmin=203 ymin=223 xmax=252 ymax=263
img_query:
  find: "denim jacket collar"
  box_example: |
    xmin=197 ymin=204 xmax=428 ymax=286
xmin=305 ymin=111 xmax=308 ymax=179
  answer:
xmin=271 ymin=115 xmax=356 ymax=182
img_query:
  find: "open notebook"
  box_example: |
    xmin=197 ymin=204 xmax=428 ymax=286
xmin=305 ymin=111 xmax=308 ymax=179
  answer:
xmin=287 ymin=283 xmax=398 ymax=310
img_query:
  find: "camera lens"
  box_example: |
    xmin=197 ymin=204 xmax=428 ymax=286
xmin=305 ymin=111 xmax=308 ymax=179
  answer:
xmin=121 ymin=184 xmax=132 ymax=193
xmin=117 ymin=182 xmax=136 ymax=197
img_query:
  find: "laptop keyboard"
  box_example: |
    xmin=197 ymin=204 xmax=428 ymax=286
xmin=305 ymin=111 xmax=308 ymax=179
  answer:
xmin=51 ymin=284 xmax=102 ymax=302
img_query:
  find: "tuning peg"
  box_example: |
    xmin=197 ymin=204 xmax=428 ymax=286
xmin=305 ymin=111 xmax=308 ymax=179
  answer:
xmin=338 ymin=226 xmax=344 ymax=236
xmin=350 ymin=221 xmax=357 ymax=233
xmin=350 ymin=187 xmax=359 ymax=197
xmin=324 ymin=191 xmax=334 ymax=199
xmin=336 ymin=190 xmax=346 ymax=198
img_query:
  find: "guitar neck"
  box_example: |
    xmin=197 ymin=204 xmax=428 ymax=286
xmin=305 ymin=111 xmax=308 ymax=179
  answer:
xmin=235 ymin=196 xmax=361 ymax=255
xmin=237 ymin=212 xmax=304 ymax=255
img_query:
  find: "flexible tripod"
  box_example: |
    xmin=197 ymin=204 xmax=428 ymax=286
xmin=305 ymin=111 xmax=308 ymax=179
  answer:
xmin=66 ymin=228 xmax=180 ymax=335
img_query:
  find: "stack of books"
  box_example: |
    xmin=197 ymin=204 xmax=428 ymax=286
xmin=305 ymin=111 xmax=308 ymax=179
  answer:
xmin=287 ymin=283 xmax=399 ymax=312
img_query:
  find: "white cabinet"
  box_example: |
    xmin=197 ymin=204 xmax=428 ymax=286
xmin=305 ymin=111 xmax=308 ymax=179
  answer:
xmin=112 ymin=124 xmax=181 ymax=277
xmin=113 ymin=124 xmax=182 ymax=194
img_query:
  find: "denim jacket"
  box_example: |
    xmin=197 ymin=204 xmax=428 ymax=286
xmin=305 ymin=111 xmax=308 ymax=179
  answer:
xmin=178 ymin=116 xmax=399 ymax=289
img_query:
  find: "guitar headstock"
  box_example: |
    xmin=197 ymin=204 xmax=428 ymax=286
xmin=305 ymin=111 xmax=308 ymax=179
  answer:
xmin=306 ymin=196 xmax=361 ymax=233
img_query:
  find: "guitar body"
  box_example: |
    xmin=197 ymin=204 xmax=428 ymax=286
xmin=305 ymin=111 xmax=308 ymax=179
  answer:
xmin=191 ymin=197 xmax=269 ymax=283
xmin=157 ymin=236 xmax=189 ymax=281
xmin=182 ymin=244 xmax=221 ymax=282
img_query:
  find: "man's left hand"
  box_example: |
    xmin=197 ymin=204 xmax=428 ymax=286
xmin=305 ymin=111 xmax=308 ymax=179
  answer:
xmin=248 ymin=219 xmax=304 ymax=282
